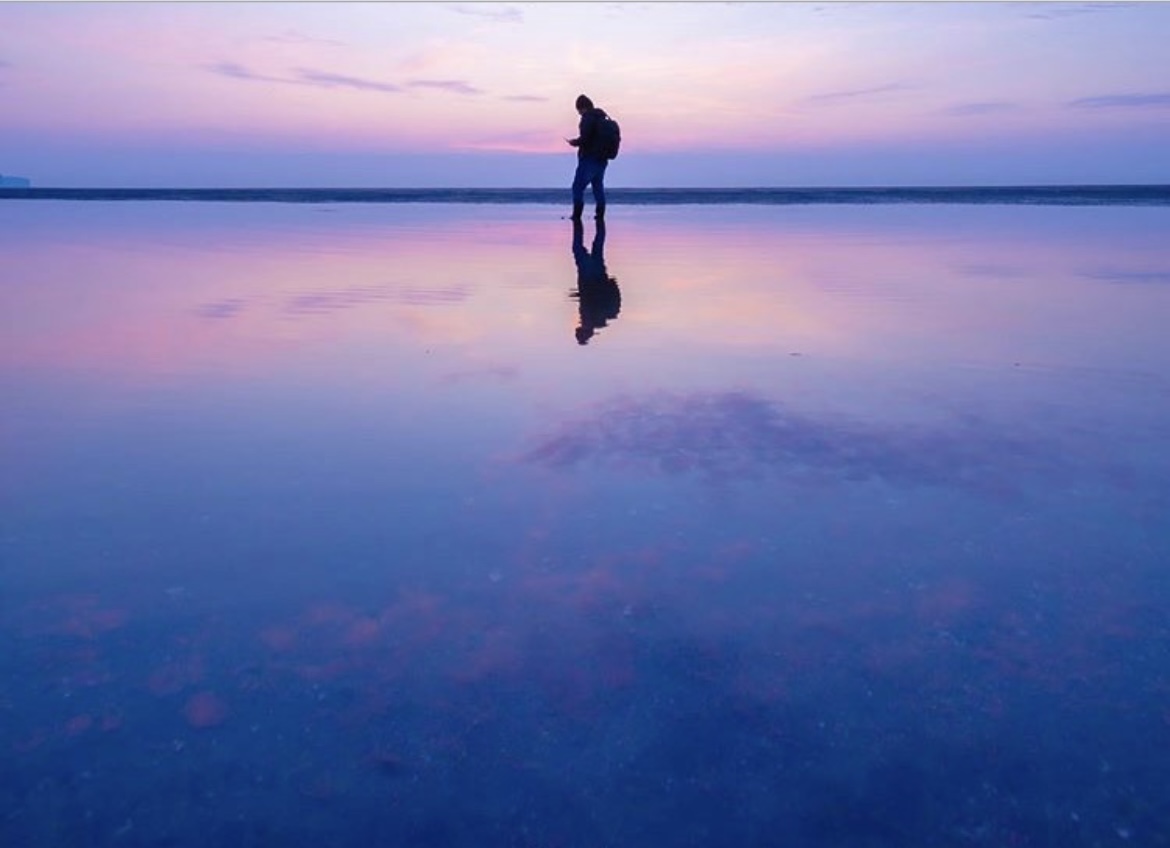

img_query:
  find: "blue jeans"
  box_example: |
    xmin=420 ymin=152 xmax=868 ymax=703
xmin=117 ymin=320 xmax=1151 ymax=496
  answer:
xmin=572 ymin=156 xmax=608 ymax=206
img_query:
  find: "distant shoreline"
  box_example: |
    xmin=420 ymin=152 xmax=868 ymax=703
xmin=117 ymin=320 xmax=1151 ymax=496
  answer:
xmin=2 ymin=186 xmax=1169 ymax=206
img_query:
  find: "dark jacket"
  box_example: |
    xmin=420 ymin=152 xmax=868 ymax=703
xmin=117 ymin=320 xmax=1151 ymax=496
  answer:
xmin=575 ymin=107 xmax=609 ymax=161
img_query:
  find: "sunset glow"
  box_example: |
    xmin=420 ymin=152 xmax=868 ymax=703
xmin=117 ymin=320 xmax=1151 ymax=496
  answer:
xmin=2 ymin=2 xmax=1169 ymax=187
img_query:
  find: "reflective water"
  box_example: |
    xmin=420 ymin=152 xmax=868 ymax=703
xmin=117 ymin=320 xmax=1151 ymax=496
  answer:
xmin=2 ymin=201 xmax=1170 ymax=846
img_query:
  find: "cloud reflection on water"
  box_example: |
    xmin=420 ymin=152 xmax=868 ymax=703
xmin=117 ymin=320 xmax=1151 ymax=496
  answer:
xmin=194 ymin=299 xmax=247 ymax=319
xmin=524 ymin=389 xmax=1058 ymax=492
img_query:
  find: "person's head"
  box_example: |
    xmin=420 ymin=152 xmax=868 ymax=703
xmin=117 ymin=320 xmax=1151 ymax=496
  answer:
xmin=575 ymin=94 xmax=594 ymax=114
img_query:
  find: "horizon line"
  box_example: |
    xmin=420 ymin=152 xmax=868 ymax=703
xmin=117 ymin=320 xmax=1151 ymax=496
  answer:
xmin=4 ymin=183 xmax=1170 ymax=192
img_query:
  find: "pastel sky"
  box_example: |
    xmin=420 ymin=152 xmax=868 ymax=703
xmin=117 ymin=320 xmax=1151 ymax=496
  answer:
xmin=2 ymin=1 xmax=1169 ymax=187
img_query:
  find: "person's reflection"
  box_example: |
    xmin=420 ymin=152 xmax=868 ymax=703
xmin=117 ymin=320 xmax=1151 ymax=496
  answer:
xmin=570 ymin=220 xmax=622 ymax=345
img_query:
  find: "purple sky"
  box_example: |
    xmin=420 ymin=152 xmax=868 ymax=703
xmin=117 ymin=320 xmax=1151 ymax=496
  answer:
xmin=2 ymin=2 xmax=1169 ymax=187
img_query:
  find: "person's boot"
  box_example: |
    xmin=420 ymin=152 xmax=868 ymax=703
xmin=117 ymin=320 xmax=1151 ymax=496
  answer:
xmin=594 ymin=203 xmax=606 ymax=220
xmin=570 ymin=202 xmax=584 ymax=221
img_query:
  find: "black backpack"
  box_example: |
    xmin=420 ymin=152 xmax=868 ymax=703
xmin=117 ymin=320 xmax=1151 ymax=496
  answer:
xmin=597 ymin=111 xmax=621 ymax=160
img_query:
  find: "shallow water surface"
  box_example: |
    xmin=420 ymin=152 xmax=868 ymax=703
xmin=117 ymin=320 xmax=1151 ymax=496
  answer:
xmin=2 ymin=201 xmax=1169 ymax=846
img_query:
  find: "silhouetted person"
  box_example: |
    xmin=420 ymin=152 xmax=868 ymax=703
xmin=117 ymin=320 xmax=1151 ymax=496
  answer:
xmin=570 ymin=220 xmax=621 ymax=345
xmin=566 ymin=94 xmax=610 ymax=222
